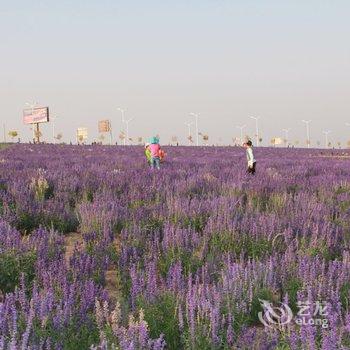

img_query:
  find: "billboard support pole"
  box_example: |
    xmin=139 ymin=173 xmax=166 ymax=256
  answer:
xmin=35 ymin=123 xmax=40 ymax=143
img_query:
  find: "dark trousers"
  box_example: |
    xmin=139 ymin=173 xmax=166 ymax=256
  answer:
xmin=247 ymin=162 xmax=256 ymax=175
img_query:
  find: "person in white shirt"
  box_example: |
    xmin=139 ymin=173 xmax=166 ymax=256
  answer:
xmin=244 ymin=140 xmax=256 ymax=174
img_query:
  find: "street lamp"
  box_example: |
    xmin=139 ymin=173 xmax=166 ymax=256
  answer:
xmin=190 ymin=112 xmax=200 ymax=146
xmin=302 ymin=120 xmax=312 ymax=148
xmin=124 ymin=117 xmax=133 ymax=145
xmin=250 ymin=116 xmax=260 ymax=146
xmin=236 ymin=125 xmax=246 ymax=145
xmin=185 ymin=121 xmax=194 ymax=145
xmin=117 ymin=107 xmax=126 ymax=145
xmin=323 ymin=130 xmax=331 ymax=149
xmin=282 ymin=128 xmax=291 ymax=147
xmin=52 ymin=116 xmax=58 ymax=144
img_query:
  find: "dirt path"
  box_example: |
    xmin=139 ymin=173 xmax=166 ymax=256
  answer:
xmin=64 ymin=232 xmax=84 ymax=263
xmin=105 ymin=237 xmax=122 ymax=305
xmin=64 ymin=233 xmax=121 ymax=306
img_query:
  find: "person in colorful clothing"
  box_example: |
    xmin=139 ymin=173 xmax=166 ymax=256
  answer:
xmin=148 ymin=137 xmax=162 ymax=170
xmin=144 ymin=143 xmax=152 ymax=165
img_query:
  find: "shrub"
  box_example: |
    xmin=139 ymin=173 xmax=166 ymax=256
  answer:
xmin=0 ymin=250 xmax=37 ymax=293
xmin=137 ymin=292 xmax=181 ymax=350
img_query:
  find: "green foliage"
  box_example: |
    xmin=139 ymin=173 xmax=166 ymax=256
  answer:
xmin=0 ymin=250 xmax=37 ymax=293
xmin=283 ymin=278 xmax=302 ymax=312
xmin=137 ymin=292 xmax=181 ymax=350
xmin=334 ymin=185 xmax=350 ymax=195
xmin=0 ymin=143 xmax=11 ymax=151
xmin=16 ymin=212 xmax=40 ymax=232
xmin=182 ymin=326 xmax=212 ymax=350
xmin=182 ymin=214 xmax=209 ymax=233
xmin=159 ymin=247 xmax=203 ymax=277
xmin=249 ymin=288 xmax=274 ymax=324
xmin=298 ymin=237 xmax=341 ymax=261
xmin=340 ymin=282 xmax=350 ymax=311
xmin=82 ymin=189 xmax=94 ymax=203
xmin=209 ymin=231 xmax=272 ymax=259
xmin=31 ymin=315 xmax=100 ymax=350
xmin=15 ymin=211 xmax=78 ymax=234
xmin=286 ymin=184 xmax=300 ymax=196
xmin=247 ymin=191 xmax=287 ymax=213
xmin=141 ymin=216 xmax=164 ymax=232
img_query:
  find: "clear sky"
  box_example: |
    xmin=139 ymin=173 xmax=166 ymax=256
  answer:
xmin=1 ymin=0 xmax=350 ymax=146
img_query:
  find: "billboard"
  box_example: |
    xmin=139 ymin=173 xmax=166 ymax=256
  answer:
xmin=98 ymin=120 xmax=111 ymax=133
xmin=23 ymin=107 xmax=49 ymax=124
xmin=77 ymin=127 xmax=88 ymax=142
xmin=271 ymin=137 xmax=283 ymax=145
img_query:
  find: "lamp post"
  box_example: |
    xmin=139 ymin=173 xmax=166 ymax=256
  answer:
xmin=117 ymin=107 xmax=126 ymax=146
xmin=250 ymin=116 xmax=260 ymax=146
xmin=190 ymin=113 xmax=200 ymax=146
xmin=185 ymin=122 xmax=194 ymax=145
xmin=323 ymin=130 xmax=331 ymax=149
xmin=125 ymin=117 xmax=133 ymax=145
xmin=236 ymin=125 xmax=246 ymax=145
xmin=282 ymin=128 xmax=291 ymax=147
xmin=302 ymin=120 xmax=312 ymax=148
xmin=52 ymin=116 xmax=58 ymax=144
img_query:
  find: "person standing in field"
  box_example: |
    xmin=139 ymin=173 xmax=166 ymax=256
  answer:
xmin=149 ymin=137 xmax=162 ymax=170
xmin=244 ymin=140 xmax=256 ymax=174
xmin=144 ymin=143 xmax=152 ymax=166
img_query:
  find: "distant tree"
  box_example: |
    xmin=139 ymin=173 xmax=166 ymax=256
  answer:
xmin=8 ymin=131 xmax=18 ymax=141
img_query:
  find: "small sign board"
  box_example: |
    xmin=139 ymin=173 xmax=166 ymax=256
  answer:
xmin=98 ymin=120 xmax=111 ymax=133
xmin=271 ymin=137 xmax=283 ymax=145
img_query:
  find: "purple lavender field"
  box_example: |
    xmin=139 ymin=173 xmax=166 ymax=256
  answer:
xmin=0 ymin=144 xmax=350 ymax=349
